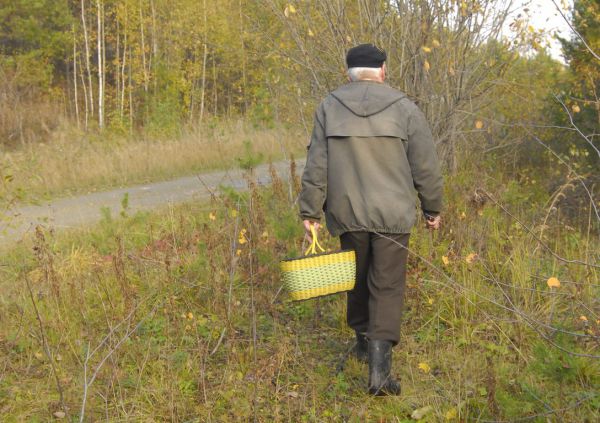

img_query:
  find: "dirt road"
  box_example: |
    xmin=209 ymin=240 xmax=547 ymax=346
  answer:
xmin=0 ymin=160 xmax=303 ymax=245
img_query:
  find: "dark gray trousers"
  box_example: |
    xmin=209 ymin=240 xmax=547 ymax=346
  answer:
xmin=340 ymin=231 xmax=410 ymax=345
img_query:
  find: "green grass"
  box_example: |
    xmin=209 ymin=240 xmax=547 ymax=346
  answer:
xmin=0 ymin=160 xmax=598 ymax=421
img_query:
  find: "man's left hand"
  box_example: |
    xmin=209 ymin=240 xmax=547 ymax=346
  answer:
xmin=425 ymin=215 xmax=441 ymax=230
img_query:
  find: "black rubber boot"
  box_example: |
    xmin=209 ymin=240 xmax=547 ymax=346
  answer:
xmin=353 ymin=331 xmax=368 ymax=362
xmin=368 ymin=340 xmax=401 ymax=396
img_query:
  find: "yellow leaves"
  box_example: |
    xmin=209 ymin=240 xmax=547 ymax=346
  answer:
xmin=34 ymin=351 xmax=44 ymax=360
xmin=579 ymin=315 xmax=588 ymax=322
xmin=208 ymin=212 xmax=216 ymax=221
xmin=229 ymin=209 xmax=238 ymax=218
xmin=465 ymin=253 xmax=478 ymax=264
xmin=546 ymin=277 xmax=561 ymax=288
xmin=432 ymin=39 xmax=441 ymax=48
xmin=572 ymin=104 xmax=581 ymax=113
xmin=459 ymin=211 xmax=466 ymax=220
xmin=308 ymin=28 xmax=314 ymax=37
xmin=418 ymin=362 xmax=431 ymax=373
xmin=53 ymin=411 xmax=66 ymax=419
xmin=284 ymin=4 xmax=296 ymax=17
xmin=346 ymin=35 xmax=352 ymax=43
xmin=187 ymin=312 xmax=194 ymax=320
xmin=238 ymin=229 xmax=248 ymax=245
xmin=475 ymin=120 xmax=484 ymax=129
xmin=421 ymin=46 xmax=432 ymax=53
xmin=423 ymin=60 xmax=431 ymax=72
xmin=442 ymin=255 xmax=450 ymax=266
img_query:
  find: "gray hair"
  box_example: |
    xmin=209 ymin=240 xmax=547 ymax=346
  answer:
xmin=347 ymin=67 xmax=382 ymax=82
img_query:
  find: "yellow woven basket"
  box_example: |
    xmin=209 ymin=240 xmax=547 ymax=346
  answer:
xmin=280 ymin=226 xmax=356 ymax=301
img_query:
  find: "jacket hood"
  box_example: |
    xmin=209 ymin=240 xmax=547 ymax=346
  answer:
xmin=330 ymin=81 xmax=405 ymax=117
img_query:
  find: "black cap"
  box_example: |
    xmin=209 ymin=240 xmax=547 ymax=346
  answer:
xmin=346 ymin=44 xmax=386 ymax=68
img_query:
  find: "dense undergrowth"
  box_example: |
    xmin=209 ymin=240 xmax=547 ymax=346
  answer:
xmin=0 ymin=157 xmax=598 ymax=421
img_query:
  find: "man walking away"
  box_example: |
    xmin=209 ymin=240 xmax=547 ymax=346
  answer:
xmin=299 ymin=44 xmax=443 ymax=396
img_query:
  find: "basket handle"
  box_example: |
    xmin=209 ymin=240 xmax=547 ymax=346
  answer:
xmin=305 ymin=224 xmax=325 ymax=255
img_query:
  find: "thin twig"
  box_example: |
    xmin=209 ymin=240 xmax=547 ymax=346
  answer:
xmin=24 ymin=275 xmax=66 ymax=413
xmin=550 ymin=0 xmax=600 ymax=61
xmin=478 ymin=189 xmax=599 ymax=268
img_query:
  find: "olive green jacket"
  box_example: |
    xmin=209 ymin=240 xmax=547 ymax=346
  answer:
xmin=299 ymin=81 xmax=443 ymax=236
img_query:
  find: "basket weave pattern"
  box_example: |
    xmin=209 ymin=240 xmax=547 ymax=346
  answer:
xmin=281 ymin=250 xmax=356 ymax=301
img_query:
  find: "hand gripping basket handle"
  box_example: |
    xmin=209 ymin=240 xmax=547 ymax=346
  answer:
xmin=305 ymin=224 xmax=325 ymax=255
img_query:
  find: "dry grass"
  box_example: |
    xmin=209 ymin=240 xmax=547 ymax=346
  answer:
xmin=1 ymin=120 xmax=306 ymax=204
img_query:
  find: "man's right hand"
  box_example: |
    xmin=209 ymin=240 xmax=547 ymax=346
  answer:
xmin=303 ymin=220 xmax=320 ymax=241
xmin=425 ymin=215 xmax=441 ymax=230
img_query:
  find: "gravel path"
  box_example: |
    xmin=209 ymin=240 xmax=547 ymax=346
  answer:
xmin=0 ymin=160 xmax=303 ymax=245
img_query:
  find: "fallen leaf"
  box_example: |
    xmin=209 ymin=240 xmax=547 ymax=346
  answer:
xmin=572 ymin=104 xmax=581 ymax=113
xmin=411 ymin=405 xmax=433 ymax=420
xmin=475 ymin=120 xmax=484 ymax=129
xmin=286 ymin=391 xmax=299 ymax=398
xmin=208 ymin=212 xmax=216 ymax=221
xmin=53 ymin=411 xmax=66 ymax=419
xmin=308 ymin=28 xmax=314 ymax=37
xmin=418 ymin=362 xmax=431 ymax=373
xmin=546 ymin=277 xmax=560 ymax=288
xmin=445 ymin=407 xmax=458 ymax=420
xmin=34 ymin=351 xmax=43 ymax=360
xmin=579 ymin=315 xmax=588 ymax=322
xmin=465 ymin=253 xmax=478 ymax=264
xmin=460 ymin=211 xmax=466 ymax=220
xmin=423 ymin=60 xmax=431 ymax=72
xmin=442 ymin=256 xmax=450 ymax=266
xmin=421 ymin=46 xmax=432 ymax=53
xmin=432 ymin=39 xmax=441 ymax=47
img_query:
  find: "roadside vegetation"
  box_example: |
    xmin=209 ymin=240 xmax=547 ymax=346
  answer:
xmin=0 ymin=120 xmax=304 ymax=205
xmin=0 ymin=155 xmax=598 ymax=421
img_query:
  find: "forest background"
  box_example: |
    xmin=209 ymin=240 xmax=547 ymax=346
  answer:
xmin=0 ymin=0 xmax=599 ymax=421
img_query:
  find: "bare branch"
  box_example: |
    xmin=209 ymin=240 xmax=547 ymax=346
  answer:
xmin=550 ymin=0 xmax=600 ymax=62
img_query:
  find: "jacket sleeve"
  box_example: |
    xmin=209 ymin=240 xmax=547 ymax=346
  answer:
xmin=299 ymin=107 xmax=327 ymax=221
xmin=406 ymin=106 xmax=443 ymax=214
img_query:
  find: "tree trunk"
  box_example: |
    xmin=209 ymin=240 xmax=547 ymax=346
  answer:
xmin=139 ymin=0 xmax=149 ymax=93
xmin=199 ymin=0 xmax=208 ymax=124
xmin=97 ymin=0 xmax=104 ymax=130
xmin=81 ymin=0 xmax=94 ymax=118
xmin=73 ymin=26 xmax=80 ymax=128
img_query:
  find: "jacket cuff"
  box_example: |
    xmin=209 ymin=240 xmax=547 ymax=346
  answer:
xmin=300 ymin=213 xmax=321 ymax=222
